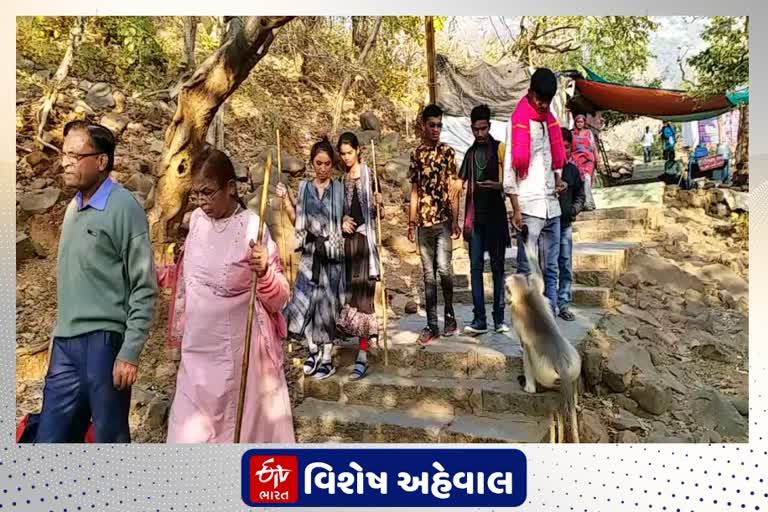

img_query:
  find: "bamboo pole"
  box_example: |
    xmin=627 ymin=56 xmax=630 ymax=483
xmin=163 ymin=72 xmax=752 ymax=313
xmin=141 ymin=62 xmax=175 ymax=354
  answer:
xmin=234 ymin=152 xmax=272 ymax=443
xmin=424 ymin=16 xmax=437 ymax=105
xmin=370 ymin=141 xmax=389 ymax=366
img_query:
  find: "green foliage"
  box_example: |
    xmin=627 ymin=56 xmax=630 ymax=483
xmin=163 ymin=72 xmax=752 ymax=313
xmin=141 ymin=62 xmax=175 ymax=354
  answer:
xmin=17 ymin=16 xmax=175 ymax=91
xmin=688 ymin=16 xmax=748 ymax=96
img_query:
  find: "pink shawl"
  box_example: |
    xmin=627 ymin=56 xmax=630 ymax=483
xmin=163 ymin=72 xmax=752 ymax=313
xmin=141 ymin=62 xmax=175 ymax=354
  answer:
xmin=510 ymin=95 xmax=566 ymax=180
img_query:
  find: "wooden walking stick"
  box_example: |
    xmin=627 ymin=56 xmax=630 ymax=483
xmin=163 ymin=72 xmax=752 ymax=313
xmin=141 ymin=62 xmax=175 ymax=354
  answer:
xmin=276 ymin=129 xmax=291 ymax=289
xmin=234 ymin=152 xmax=272 ymax=443
xmin=370 ymin=141 xmax=389 ymax=367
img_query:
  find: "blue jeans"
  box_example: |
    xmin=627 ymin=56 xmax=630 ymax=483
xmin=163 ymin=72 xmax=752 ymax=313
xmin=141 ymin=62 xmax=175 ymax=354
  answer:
xmin=517 ymin=214 xmax=561 ymax=314
xmin=557 ymin=224 xmax=574 ymax=310
xmin=469 ymin=224 xmax=505 ymax=327
xmin=643 ymin=146 xmax=652 ymax=163
xmin=36 ymin=330 xmax=132 ymax=443
xmin=417 ymin=222 xmax=455 ymax=334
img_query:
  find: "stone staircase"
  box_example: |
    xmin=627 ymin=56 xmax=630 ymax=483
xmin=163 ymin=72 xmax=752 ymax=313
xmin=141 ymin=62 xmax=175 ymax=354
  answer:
xmin=293 ymin=183 xmax=665 ymax=443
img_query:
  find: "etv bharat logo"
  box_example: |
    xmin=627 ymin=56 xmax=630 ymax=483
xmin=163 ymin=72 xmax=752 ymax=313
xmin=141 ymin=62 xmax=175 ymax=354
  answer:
xmin=248 ymin=455 xmax=298 ymax=503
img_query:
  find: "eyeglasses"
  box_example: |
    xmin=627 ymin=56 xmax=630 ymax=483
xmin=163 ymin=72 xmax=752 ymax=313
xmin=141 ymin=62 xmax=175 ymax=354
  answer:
xmin=61 ymin=151 xmax=104 ymax=163
xmin=427 ymin=122 xmax=443 ymax=129
xmin=189 ymin=187 xmax=221 ymax=205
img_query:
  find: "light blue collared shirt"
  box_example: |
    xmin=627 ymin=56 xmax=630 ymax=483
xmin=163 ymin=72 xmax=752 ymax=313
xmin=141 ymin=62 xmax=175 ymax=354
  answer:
xmin=75 ymin=177 xmax=114 ymax=211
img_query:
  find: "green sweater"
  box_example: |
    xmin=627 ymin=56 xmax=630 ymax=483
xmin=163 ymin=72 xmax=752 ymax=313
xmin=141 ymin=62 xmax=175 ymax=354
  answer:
xmin=54 ymin=180 xmax=157 ymax=364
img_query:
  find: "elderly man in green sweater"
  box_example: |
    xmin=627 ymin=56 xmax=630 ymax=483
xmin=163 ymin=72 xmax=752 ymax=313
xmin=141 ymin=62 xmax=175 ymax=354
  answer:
xmin=36 ymin=121 xmax=157 ymax=443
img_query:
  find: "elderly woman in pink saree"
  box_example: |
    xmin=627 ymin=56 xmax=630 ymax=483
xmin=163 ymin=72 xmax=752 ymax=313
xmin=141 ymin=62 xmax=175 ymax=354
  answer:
xmin=161 ymin=147 xmax=294 ymax=444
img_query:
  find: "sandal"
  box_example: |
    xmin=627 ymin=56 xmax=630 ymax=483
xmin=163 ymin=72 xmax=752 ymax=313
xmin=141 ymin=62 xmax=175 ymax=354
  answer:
xmin=349 ymin=360 xmax=368 ymax=381
xmin=303 ymin=353 xmax=321 ymax=376
xmin=313 ymin=363 xmax=336 ymax=381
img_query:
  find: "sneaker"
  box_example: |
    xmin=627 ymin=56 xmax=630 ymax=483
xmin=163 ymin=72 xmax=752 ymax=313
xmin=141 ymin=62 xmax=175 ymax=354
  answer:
xmin=495 ymin=323 xmax=510 ymax=333
xmin=463 ymin=320 xmax=488 ymax=335
xmin=417 ymin=328 xmax=438 ymax=346
xmin=313 ymin=363 xmax=336 ymax=380
xmin=443 ymin=316 xmax=458 ymax=337
xmin=558 ymin=308 xmax=576 ymax=321
xmin=303 ymin=353 xmax=321 ymax=376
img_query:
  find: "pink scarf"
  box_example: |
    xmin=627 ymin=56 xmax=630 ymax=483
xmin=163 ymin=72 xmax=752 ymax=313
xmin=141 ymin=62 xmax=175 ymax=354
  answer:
xmin=510 ymin=95 xmax=566 ymax=180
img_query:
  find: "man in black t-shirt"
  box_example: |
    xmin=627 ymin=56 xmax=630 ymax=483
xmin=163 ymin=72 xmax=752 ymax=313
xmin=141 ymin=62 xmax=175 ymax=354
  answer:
xmin=459 ymin=104 xmax=511 ymax=334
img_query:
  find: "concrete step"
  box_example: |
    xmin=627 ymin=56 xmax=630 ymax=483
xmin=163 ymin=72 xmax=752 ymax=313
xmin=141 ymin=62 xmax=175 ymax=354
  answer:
xmin=435 ymin=284 xmax=612 ymax=308
xmin=453 ymin=266 xmax=616 ymax=289
xmin=293 ymin=398 xmax=551 ymax=443
xmin=303 ymin=364 xmax=561 ymax=417
xmin=572 ymin=229 xmax=646 ymax=243
xmin=577 ymin=206 xmax=657 ymax=222
xmin=327 ymin=305 xmax=604 ymax=379
xmin=572 ymin=218 xmax=648 ymax=232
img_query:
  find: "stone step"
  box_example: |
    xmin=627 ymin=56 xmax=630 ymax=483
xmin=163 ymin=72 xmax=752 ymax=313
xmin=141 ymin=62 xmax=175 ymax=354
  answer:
xmin=572 ymin=229 xmax=646 ymax=243
xmin=453 ymin=241 xmax=635 ymax=276
xmin=328 ymin=305 xmax=604 ymax=379
xmin=303 ymin=364 xmax=561 ymax=417
xmin=572 ymin=218 xmax=648 ymax=232
xmin=577 ymin=206 xmax=657 ymax=222
xmin=293 ymin=398 xmax=551 ymax=443
xmin=435 ymin=284 xmax=611 ymax=308
xmin=452 ymin=266 xmax=616 ymax=289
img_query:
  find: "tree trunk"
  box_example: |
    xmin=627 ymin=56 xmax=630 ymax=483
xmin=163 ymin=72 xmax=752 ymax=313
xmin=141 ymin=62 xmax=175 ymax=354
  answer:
xmin=182 ymin=16 xmax=198 ymax=72
xmin=37 ymin=16 xmax=87 ymax=141
xmin=147 ymin=16 xmax=294 ymax=255
xmin=735 ymin=103 xmax=748 ymax=174
xmin=206 ymin=17 xmax=229 ymax=150
xmin=331 ymin=17 xmax=383 ymax=136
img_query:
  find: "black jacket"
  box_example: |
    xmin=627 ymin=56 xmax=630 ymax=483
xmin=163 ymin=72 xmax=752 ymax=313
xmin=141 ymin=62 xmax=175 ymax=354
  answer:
xmin=559 ymin=162 xmax=586 ymax=227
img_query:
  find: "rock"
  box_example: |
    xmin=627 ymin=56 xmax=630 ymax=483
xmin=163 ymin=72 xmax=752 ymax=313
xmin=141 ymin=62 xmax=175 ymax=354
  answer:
xmin=19 ymin=187 xmax=61 ymax=212
xmin=26 ymin=151 xmax=48 ymax=168
xmin=719 ymin=189 xmax=749 ymax=212
xmin=112 ymin=90 xmax=127 ymax=113
xmin=378 ymin=132 xmax=400 ymax=153
xmin=100 ymin=113 xmax=130 ymax=137
xmin=690 ymin=331 xmax=738 ymax=363
xmin=123 ymin=172 xmax=155 ymax=196
xmin=384 ymin=157 xmax=410 ymax=183
xmin=131 ymin=387 xmax=155 ymax=406
xmin=715 ymin=203 xmax=729 ymax=217
xmin=694 ymin=264 xmax=748 ymax=302
xmin=617 ymin=304 xmax=661 ymax=328
xmin=646 ymin=434 xmax=690 ymax=443
xmin=582 ymin=348 xmax=603 ymax=389
xmin=730 ymin=396 xmax=749 ymax=417
xmin=231 ymin=158 xmax=248 ymax=181
xmin=404 ymin=301 xmax=419 ymax=315
xmin=683 ymin=289 xmax=703 ymax=303
xmin=74 ymin=100 xmax=96 ymax=116
xmin=617 ymin=431 xmax=640 ymax=443
xmin=359 ymin=111 xmax=381 ymax=132
xmin=29 ymin=178 xmax=48 ymax=190
xmin=628 ymin=253 xmax=705 ymax=293
xmin=630 ymin=382 xmax=671 ymax=415
xmin=86 ymin=82 xmax=115 ymax=109
xmin=16 ymin=232 xmax=35 ymax=268
xmin=357 ymin=129 xmax=380 ymax=145
xmin=610 ymin=409 xmax=645 ymax=432
xmin=149 ymin=140 xmax=165 ymax=154
xmin=636 ymin=325 xmax=656 ymax=341
xmin=580 ymin=410 xmax=609 ymax=443
xmin=145 ymin=398 xmax=170 ymax=428
xmin=659 ymin=369 xmax=687 ymax=395
xmin=663 ymin=224 xmax=688 ymax=243
xmin=600 ymin=313 xmax=638 ymax=340
xmin=684 ymin=299 xmax=708 ymax=317
xmin=126 ymin=122 xmax=145 ymax=132
xmin=618 ymin=272 xmax=640 ymax=288
xmin=603 ymin=343 xmax=655 ymax=393
xmin=691 ymin=389 xmax=747 ymax=438
xmin=610 ymin=394 xmax=640 ymax=415
xmin=78 ymin=79 xmax=93 ymax=92
xmin=384 ymin=234 xmax=417 ymax=257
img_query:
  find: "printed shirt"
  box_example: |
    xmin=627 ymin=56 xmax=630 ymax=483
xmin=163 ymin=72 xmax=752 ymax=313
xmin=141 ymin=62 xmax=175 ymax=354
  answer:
xmin=503 ymin=119 xmax=562 ymax=220
xmin=409 ymin=142 xmax=457 ymax=227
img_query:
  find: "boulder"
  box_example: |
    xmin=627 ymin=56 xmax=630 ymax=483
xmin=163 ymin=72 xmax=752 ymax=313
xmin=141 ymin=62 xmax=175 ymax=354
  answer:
xmin=582 ymin=348 xmax=603 ymax=389
xmin=628 ymin=253 xmax=705 ymax=293
xmin=616 ymin=431 xmax=640 ymax=443
xmin=19 ymin=187 xmax=61 ymax=212
xmin=86 ymin=82 xmax=115 ymax=109
xmin=384 ymin=234 xmax=417 ymax=257
xmin=691 ymin=389 xmax=747 ymax=439
xmin=630 ymin=382 xmax=671 ymax=415
xmin=603 ymin=343 xmax=655 ymax=393
xmin=580 ymin=410 xmax=609 ymax=443
xmin=100 ymin=113 xmax=130 ymax=137
xmin=693 ymin=264 xmax=748 ymax=302
xmin=359 ymin=111 xmax=381 ymax=132
xmin=617 ymin=304 xmax=661 ymax=328
xmin=123 ymin=172 xmax=155 ymax=196
xmin=145 ymin=398 xmax=170 ymax=428
xmin=404 ymin=301 xmax=419 ymax=314
xmin=609 ymin=409 xmax=645 ymax=432
xmin=618 ymin=272 xmax=640 ymax=288
xmin=730 ymin=396 xmax=749 ymax=417
xmin=662 ymin=224 xmax=688 ymax=243
xmin=26 ymin=151 xmax=50 ymax=169
xmin=16 ymin=232 xmax=36 ymax=268
xmin=691 ymin=336 xmax=739 ymax=363
xmin=112 ymin=90 xmax=127 ymax=114
xmin=357 ymin=129 xmax=380 ymax=145
xmin=78 ymin=79 xmax=93 ymax=92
